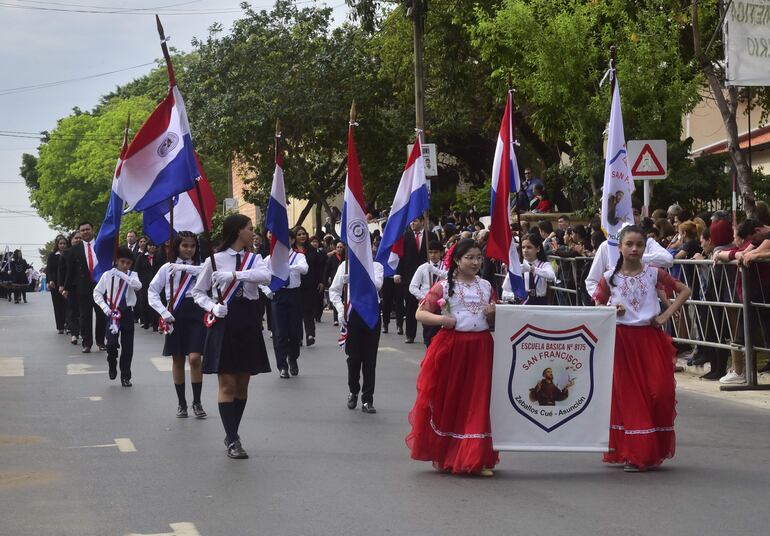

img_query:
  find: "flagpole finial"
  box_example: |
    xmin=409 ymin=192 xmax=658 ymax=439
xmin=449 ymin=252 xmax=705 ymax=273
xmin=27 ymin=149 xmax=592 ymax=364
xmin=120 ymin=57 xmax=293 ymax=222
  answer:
xmin=155 ymin=15 xmax=176 ymax=87
xmin=275 ymin=119 xmax=281 ymax=138
xmin=349 ymin=100 xmax=357 ymax=125
xmin=121 ymin=113 xmax=131 ymax=149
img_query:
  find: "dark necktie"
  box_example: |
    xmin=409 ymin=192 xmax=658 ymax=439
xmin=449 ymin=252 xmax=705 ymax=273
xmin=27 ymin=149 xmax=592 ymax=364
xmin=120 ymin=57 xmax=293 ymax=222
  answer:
xmin=529 ymin=266 xmax=536 ymax=296
xmin=234 ymin=253 xmax=243 ymax=298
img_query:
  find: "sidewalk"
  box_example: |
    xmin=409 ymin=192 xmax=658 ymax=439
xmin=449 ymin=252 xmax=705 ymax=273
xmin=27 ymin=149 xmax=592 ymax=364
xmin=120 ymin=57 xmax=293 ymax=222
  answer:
xmin=676 ymin=356 xmax=770 ymax=411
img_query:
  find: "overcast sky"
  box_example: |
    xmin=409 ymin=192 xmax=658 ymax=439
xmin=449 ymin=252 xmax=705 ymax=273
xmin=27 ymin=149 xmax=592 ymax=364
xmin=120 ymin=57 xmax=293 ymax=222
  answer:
xmin=0 ymin=0 xmax=347 ymax=262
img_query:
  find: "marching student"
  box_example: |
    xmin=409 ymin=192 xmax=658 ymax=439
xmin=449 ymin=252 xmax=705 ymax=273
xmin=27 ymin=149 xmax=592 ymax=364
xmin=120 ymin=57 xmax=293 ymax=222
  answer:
xmin=59 ymin=231 xmax=81 ymax=345
xmin=592 ymin=225 xmax=690 ymax=472
xmin=328 ymin=257 xmax=385 ymax=413
xmin=136 ymin=240 xmax=161 ymax=331
xmin=407 ymin=238 xmax=499 ymax=476
xmin=408 ymin=240 xmax=447 ymax=346
xmin=294 ymin=226 xmax=324 ymax=346
xmin=46 ymin=236 xmax=69 ymax=333
xmin=93 ymin=247 xmax=142 ymax=386
xmin=63 ymin=222 xmax=106 ymax=353
xmin=501 ymin=233 xmax=556 ymax=305
xmin=264 ymin=230 xmax=308 ymax=379
xmin=192 ymin=214 xmax=272 ymax=460
xmin=148 ymin=231 xmax=207 ymax=419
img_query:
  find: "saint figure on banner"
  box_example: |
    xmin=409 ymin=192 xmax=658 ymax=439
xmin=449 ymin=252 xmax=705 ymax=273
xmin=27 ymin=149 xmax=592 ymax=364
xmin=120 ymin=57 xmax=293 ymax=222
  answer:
xmin=529 ymin=367 xmax=575 ymax=406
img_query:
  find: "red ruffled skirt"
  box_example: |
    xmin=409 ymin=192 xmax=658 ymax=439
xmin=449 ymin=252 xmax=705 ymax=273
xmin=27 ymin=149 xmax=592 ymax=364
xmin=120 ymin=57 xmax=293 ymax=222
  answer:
xmin=406 ymin=329 xmax=499 ymax=474
xmin=604 ymin=325 xmax=677 ymax=470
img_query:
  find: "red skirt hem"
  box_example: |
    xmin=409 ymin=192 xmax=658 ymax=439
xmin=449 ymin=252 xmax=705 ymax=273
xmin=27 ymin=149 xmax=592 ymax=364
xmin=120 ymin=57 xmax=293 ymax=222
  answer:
xmin=406 ymin=329 xmax=499 ymax=475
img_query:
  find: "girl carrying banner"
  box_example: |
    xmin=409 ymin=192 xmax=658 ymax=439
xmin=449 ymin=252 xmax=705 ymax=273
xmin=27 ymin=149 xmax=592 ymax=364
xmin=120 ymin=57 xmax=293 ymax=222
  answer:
xmin=148 ymin=231 xmax=207 ymax=419
xmin=501 ymin=233 xmax=555 ymax=305
xmin=407 ymin=238 xmax=499 ymax=476
xmin=192 ymin=214 xmax=272 ymax=459
xmin=592 ymin=225 xmax=690 ymax=472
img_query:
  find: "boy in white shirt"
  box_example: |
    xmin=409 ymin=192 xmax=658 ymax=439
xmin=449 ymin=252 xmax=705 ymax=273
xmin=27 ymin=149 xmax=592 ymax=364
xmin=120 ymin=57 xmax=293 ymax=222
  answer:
xmin=93 ymin=247 xmax=142 ymax=386
xmin=408 ymin=241 xmax=447 ymax=346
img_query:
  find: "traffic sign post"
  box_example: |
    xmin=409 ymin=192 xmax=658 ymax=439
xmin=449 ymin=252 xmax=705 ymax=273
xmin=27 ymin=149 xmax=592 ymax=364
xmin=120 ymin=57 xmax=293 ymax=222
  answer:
xmin=628 ymin=140 xmax=667 ymax=217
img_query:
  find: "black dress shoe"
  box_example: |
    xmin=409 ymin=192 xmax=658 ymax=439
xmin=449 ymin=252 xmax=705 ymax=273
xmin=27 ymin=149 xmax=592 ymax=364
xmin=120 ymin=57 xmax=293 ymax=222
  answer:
xmin=227 ymin=440 xmax=249 ymax=459
xmin=397 ymin=326 xmax=404 ymax=335
xmin=347 ymin=393 xmax=357 ymax=410
xmin=177 ymin=405 xmax=188 ymax=418
xmin=405 ymin=338 xmax=415 ymax=344
xmin=108 ymin=362 xmax=117 ymax=380
xmin=82 ymin=346 xmax=91 ymax=354
xmin=307 ymin=336 xmax=315 ymax=347
xmin=288 ymin=359 xmax=299 ymax=376
xmin=700 ymin=370 xmax=721 ymax=381
xmin=70 ymin=336 xmax=78 ymax=345
xmin=279 ymin=369 xmax=290 ymax=379
xmin=97 ymin=345 xmax=107 ymax=352
xmin=121 ymin=378 xmax=132 ymax=387
xmin=361 ymin=402 xmax=377 ymax=414
xmin=57 ymin=329 xmax=64 ymax=334
xmin=382 ymin=325 xmax=389 ymax=334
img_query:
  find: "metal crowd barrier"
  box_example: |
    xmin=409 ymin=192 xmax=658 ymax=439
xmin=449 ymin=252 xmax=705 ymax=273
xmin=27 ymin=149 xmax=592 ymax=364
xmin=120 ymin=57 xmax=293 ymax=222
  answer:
xmin=545 ymin=255 xmax=770 ymax=390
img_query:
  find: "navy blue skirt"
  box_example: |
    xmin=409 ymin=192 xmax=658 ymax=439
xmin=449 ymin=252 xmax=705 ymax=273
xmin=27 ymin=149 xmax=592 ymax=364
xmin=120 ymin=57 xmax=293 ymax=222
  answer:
xmin=162 ymin=297 xmax=206 ymax=357
xmin=202 ymin=298 xmax=271 ymax=375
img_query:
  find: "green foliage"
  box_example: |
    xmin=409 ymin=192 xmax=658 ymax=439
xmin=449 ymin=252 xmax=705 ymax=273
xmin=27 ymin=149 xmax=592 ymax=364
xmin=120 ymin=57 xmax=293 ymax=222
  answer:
xmin=452 ymin=179 xmax=492 ymax=214
xmin=19 ymin=153 xmax=39 ymax=191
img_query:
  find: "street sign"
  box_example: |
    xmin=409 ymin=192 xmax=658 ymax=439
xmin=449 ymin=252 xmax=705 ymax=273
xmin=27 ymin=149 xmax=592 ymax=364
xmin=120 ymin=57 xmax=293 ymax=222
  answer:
xmin=407 ymin=142 xmax=437 ymax=177
xmin=628 ymin=140 xmax=667 ymax=180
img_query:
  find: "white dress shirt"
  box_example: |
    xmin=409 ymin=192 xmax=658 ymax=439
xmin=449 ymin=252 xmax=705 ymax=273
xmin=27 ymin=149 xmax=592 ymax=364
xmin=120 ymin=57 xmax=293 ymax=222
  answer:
xmin=82 ymin=239 xmax=98 ymax=273
xmin=328 ymin=261 xmax=384 ymax=319
xmin=192 ymin=248 xmax=271 ymax=312
xmin=409 ymin=261 xmax=447 ymax=300
xmin=148 ymin=259 xmax=204 ymax=319
xmin=264 ymin=251 xmax=309 ymax=289
xmin=93 ymin=268 xmax=141 ymax=314
xmin=584 ymin=237 xmax=673 ymax=297
xmin=501 ymin=259 xmax=556 ymax=302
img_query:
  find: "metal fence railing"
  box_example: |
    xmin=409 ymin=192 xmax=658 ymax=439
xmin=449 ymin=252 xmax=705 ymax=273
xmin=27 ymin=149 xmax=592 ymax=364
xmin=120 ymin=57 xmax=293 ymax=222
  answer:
xmin=543 ymin=256 xmax=770 ymax=389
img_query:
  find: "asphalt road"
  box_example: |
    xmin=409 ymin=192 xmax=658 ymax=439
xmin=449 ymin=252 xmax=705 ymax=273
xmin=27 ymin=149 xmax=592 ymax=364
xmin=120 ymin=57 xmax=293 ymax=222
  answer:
xmin=2 ymin=293 xmax=770 ymax=536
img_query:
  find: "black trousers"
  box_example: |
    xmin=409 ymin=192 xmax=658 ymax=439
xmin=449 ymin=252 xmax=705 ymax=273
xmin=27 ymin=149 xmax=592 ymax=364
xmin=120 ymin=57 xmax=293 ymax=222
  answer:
xmin=66 ymin=291 xmax=80 ymax=336
xmin=78 ymin=286 xmax=105 ymax=348
xmin=404 ymin=293 xmax=418 ymax=340
xmin=106 ymin=307 xmax=134 ymax=380
xmin=51 ymin=289 xmax=66 ymax=330
xmin=345 ymin=311 xmax=381 ymax=404
xmin=300 ymin=287 xmax=317 ymax=338
xmin=423 ymin=324 xmax=440 ymax=347
xmin=380 ymin=278 xmax=404 ymax=329
xmin=271 ymin=288 xmax=303 ymax=370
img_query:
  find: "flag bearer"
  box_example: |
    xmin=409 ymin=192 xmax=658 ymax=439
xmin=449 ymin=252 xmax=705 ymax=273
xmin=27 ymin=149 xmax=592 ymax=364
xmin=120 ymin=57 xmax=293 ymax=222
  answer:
xmin=408 ymin=240 xmax=447 ymax=346
xmin=192 ymin=214 xmax=272 ymax=460
xmin=93 ymin=247 xmax=142 ymax=386
xmin=501 ymin=233 xmax=555 ymax=305
xmin=148 ymin=231 xmax=207 ymax=419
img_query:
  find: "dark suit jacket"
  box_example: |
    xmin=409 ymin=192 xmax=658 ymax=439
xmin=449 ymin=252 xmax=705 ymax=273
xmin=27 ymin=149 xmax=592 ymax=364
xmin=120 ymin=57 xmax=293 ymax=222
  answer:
xmin=46 ymin=251 xmax=62 ymax=288
xmin=64 ymin=242 xmax=96 ymax=292
xmin=397 ymin=228 xmax=438 ymax=280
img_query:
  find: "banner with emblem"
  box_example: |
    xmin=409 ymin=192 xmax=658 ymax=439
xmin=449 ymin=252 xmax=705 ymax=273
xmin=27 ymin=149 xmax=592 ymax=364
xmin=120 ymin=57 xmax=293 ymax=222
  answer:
xmin=490 ymin=305 xmax=616 ymax=452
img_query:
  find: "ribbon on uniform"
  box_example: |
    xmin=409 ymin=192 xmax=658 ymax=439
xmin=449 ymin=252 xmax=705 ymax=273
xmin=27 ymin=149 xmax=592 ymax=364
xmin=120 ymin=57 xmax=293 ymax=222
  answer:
xmin=107 ymin=272 xmax=128 ymax=335
xmin=161 ymin=270 xmax=196 ymax=335
xmin=204 ymin=252 xmax=258 ymax=328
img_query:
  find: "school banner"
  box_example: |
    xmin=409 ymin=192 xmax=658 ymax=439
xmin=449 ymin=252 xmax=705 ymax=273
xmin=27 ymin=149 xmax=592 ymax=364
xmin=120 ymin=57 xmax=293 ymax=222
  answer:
xmin=724 ymin=1 xmax=770 ymax=86
xmin=491 ymin=305 xmax=616 ymax=452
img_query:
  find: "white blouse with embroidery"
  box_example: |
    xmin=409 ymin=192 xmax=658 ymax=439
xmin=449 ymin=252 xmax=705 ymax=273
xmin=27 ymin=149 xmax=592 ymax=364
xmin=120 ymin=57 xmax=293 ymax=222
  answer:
xmin=420 ymin=276 xmax=496 ymax=332
xmin=593 ymin=265 xmax=678 ymax=326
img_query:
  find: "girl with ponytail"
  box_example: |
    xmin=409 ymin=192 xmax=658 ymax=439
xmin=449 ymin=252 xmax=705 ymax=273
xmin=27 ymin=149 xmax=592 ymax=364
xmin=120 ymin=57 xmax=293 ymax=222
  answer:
xmin=407 ymin=238 xmax=499 ymax=476
xmin=592 ymin=224 xmax=690 ymax=472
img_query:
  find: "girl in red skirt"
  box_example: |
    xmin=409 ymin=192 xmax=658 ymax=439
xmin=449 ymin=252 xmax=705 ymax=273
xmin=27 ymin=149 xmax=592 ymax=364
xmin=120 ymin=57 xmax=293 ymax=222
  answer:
xmin=407 ymin=238 xmax=499 ymax=476
xmin=593 ymin=225 xmax=690 ymax=472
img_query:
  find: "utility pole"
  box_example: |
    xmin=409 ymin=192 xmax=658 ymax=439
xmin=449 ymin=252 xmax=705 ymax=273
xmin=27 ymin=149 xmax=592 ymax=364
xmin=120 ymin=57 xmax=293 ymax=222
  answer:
xmin=407 ymin=0 xmax=426 ymax=132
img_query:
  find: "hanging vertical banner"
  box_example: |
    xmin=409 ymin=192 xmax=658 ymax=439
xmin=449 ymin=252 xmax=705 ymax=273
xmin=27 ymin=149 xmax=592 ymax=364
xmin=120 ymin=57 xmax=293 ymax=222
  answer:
xmin=491 ymin=305 xmax=616 ymax=452
xmin=724 ymin=0 xmax=770 ymax=86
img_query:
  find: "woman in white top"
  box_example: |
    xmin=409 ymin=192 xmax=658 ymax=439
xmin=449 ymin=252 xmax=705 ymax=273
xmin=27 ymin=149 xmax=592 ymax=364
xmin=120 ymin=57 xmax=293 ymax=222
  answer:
xmin=192 ymin=214 xmax=272 ymax=460
xmin=593 ymin=225 xmax=690 ymax=472
xmin=148 ymin=231 xmax=207 ymax=419
xmin=501 ymin=233 xmax=556 ymax=305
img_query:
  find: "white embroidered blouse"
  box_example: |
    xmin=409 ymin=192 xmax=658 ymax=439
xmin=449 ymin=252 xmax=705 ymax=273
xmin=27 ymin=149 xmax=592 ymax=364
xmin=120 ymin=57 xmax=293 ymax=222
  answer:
xmin=420 ymin=276 xmax=496 ymax=332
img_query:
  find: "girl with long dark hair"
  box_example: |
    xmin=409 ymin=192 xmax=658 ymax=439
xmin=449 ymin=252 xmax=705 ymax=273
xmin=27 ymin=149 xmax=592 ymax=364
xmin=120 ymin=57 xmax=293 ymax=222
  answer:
xmin=148 ymin=231 xmax=208 ymax=419
xmin=407 ymin=238 xmax=499 ymax=476
xmin=192 ymin=214 xmax=272 ymax=459
xmin=293 ymin=226 xmax=324 ymax=346
xmin=501 ymin=233 xmax=555 ymax=305
xmin=46 ymin=235 xmax=69 ymax=332
xmin=592 ymin=225 xmax=689 ymax=472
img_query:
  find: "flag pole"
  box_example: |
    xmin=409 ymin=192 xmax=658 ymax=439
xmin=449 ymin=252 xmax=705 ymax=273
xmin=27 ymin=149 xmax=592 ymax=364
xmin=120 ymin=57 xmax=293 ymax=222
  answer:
xmin=155 ymin=15 xmax=176 ymax=87
xmin=343 ymin=100 xmax=355 ymax=323
xmin=609 ymin=45 xmax=617 ymax=92
xmin=115 ymin=113 xmax=130 ymax=265
xmin=508 ymin=73 xmax=522 ymax=249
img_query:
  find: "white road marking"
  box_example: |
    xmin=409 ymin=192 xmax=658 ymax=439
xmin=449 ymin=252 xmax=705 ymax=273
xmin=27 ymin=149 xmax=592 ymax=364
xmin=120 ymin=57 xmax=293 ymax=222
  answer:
xmin=68 ymin=438 xmax=136 ymax=452
xmin=66 ymin=363 xmax=106 ymax=375
xmin=78 ymin=396 xmax=103 ymax=401
xmin=150 ymin=357 xmax=189 ymax=372
xmin=125 ymin=522 xmax=201 ymax=536
xmin=115 ymin=438 xmax=136 ymax=452
xmin=379 ymin=347 xmax=404 ymax=354
xmin=0 ymin=358 xmax=24 ymax=377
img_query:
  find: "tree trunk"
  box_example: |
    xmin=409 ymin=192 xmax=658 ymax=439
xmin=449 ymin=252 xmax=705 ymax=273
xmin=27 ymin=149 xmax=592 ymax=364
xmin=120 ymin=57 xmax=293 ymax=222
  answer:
xmin=294 ymin=198 xmax=316 ymax=229
xmin=692 ymin=0 xmax=755 ymax=217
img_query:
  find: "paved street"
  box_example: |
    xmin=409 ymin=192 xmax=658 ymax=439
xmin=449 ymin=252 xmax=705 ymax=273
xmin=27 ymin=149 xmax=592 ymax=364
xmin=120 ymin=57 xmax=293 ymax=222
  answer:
xmin=2 ymin=293 xmax=770 ymax=536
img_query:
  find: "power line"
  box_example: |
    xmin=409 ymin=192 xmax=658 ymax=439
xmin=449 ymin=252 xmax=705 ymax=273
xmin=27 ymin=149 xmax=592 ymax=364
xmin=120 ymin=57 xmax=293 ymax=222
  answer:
xmin=0 ymin=61 xmax=156 ymax=96
xmin=14 ymin=0 xmax=204 ymax=10
xmin=0 ymin=1 xmax=244 ymax=14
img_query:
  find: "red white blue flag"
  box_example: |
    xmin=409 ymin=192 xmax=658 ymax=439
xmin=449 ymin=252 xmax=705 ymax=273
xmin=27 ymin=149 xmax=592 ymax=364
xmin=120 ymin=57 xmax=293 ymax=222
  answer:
xmin=375 ymin=134 xmax=430 ymax=276
xmin=265 ymin=135 xmax=291 ymax=292
xmin=114 ymin=86 xmax=200 ymax=212
xmin=487 ymin=90 xmax=526 ymax=299
xmin=341 ymin=124 xmax=380 ymax=329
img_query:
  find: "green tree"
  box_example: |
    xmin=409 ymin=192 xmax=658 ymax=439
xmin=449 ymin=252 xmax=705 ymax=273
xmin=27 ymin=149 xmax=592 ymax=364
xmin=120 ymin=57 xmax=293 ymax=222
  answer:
xmin=183 ymin=0 xmax=406 ymax=224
